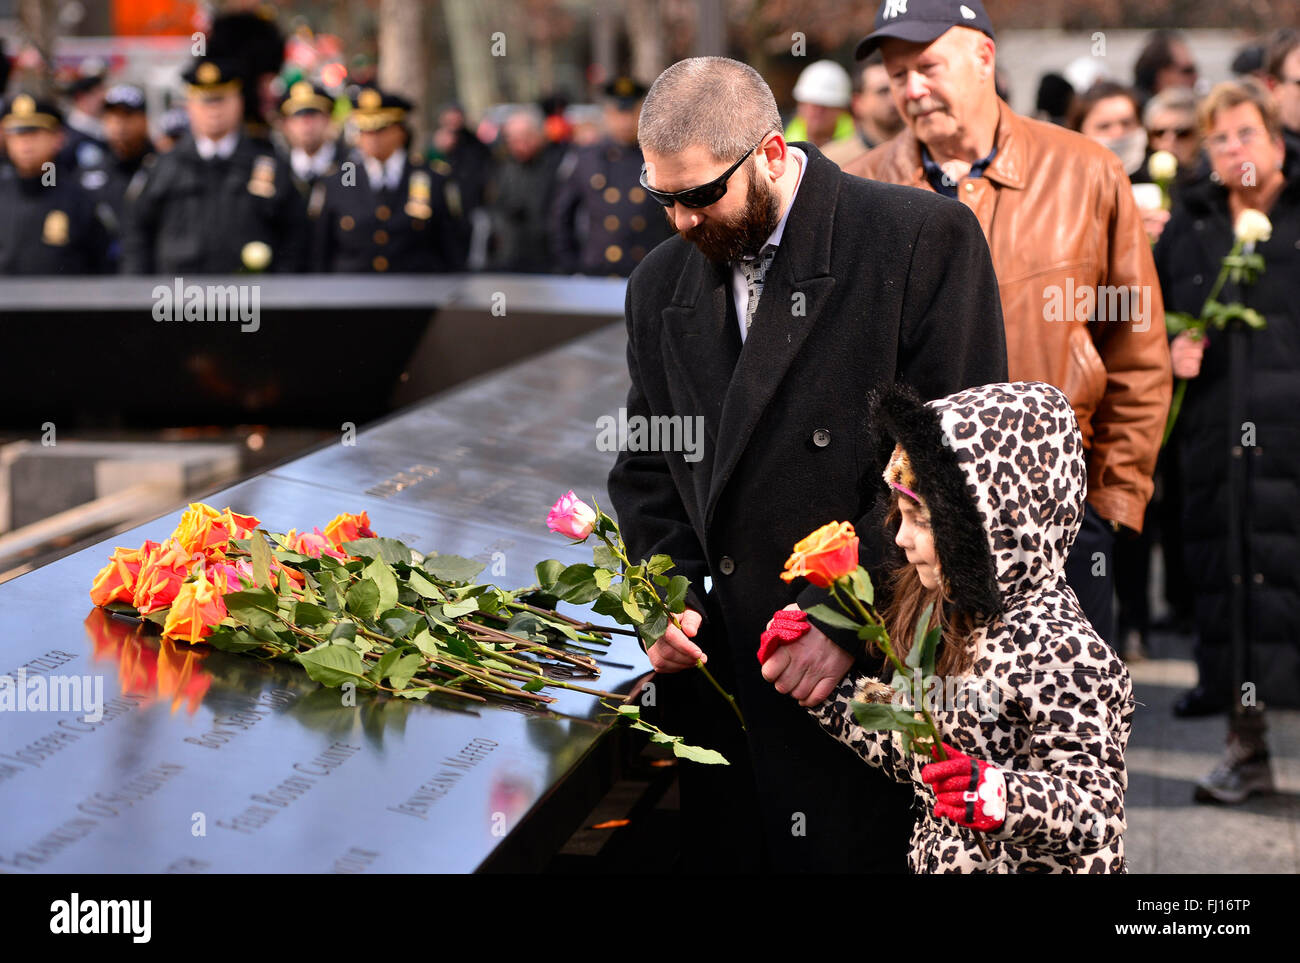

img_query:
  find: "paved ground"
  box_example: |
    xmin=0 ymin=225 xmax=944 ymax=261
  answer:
xmin=1124 ymin=630 xmax=1300 ymax=874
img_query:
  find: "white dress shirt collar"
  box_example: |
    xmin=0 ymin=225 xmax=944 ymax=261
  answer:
xmin=195 ymin=131 xmax=239 ymax=160
xmin=364 ymin=150 xmax=406 ymax=191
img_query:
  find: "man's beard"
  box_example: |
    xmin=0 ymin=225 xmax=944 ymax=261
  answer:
xmin=673 ymin=161 xmax=783 ymax=265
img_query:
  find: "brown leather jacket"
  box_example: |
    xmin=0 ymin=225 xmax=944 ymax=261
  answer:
xmin=845 ymin=100 xmax=1172 ymax=533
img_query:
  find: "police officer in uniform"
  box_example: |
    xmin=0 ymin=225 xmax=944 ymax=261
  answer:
xmin=549 ymin=76 xmax=672 ymax=277
xmin=56 ymin=64 xmax=109 ymax=172
xmin=79 ymin=84 xmax=155 ymax=270
xmin=0 ymin=94 xmax=108 ymax=274
xmin=121 ymin=58 xmax=306 ymax=274
xmin=278 ymin=81 xmax=343 ymax=199
xmin=309 ymin=88 xmax=466 ymax=273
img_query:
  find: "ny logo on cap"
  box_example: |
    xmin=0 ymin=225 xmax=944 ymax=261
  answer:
xmin=883 ymin=0 xmax=908 ymax=18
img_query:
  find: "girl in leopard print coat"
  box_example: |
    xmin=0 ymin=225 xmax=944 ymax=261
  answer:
xmin=807 ymin=381 xmax=1134 ymax=873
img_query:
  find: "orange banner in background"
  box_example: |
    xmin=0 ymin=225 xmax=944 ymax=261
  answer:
xmin=113 ymin=0 xmax=201 ymax=37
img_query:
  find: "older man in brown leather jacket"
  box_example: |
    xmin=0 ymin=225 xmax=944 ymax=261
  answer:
xmin=844 ymin=0 xmax=1172 ymax=646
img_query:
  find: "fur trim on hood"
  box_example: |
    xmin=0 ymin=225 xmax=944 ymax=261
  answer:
xmin=868 ymin=381 xmax=1086 ymax=617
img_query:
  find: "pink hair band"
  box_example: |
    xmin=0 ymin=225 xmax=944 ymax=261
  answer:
xmin=889 ymin=481 xmax=921 ymax=503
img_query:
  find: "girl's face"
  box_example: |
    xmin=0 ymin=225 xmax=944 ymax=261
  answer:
xmin=895 ymin=495 xmax=941 ymax=591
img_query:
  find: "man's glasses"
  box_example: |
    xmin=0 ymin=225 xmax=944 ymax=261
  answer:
xmin=1206 ymin=125 xmax=1267 ymax=154
xmin=1150 ymin=126 xmax=1196 ymax=140
xmin=640 ymin=139 xmax=765 ymax=209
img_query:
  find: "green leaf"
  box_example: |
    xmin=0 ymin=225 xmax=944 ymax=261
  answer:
xmin=907 ymin=603 xmax=935 ymax=669
xmin=422 ymin=553 xmax=485 ymax=584
xmin=293 ymin=602 xmax=333 ymax=628
xmin=649 ymin=732 xmax=678 ymax=744
xmin=521 ymin=677 xmax=546 ymax=693
xmin=646 ymin=554 xmax=675 ymax=576
xmin=851 ymin=701 xmax=930 ymax=736
xmin=805 ymin=603 xmax=859 ymax=632
xmin=664 ymin=575 xmax=690 ymax=614
xmin=592 ymin=544 xmax=620 ymax=570
xmin=330 ymin=621 xmax=358 ymax=644
xmin=636 ymin=608 xmax=669 ymax=646
xmin=553 ymin=563 xmax=601 ymax=604
xmin=535 ymin=559 xmax=566 ymax=590
xmin=223 ymin=588 xmax=280 ymax=630
xmin=621 ymin=592 xmax=644 ymax=622
xmin=410 ymin=628 xmax=439 ymax=657
xmin=918 ymin=626 xmax=942 ymax=680
xmin=617 ymin=705 xmax=640 ymax=718
xmin=296 ymin=643 xmax=371 ymax=688
xmin=591 ymin=590 xmax=626 ymax=620
xmin=441 ymin=597 xmax=480 ymax=619
xmin=250 ymin=531 xmax=274 ymax=589
xmin=671 ymin=741 xmax=730 ymax=765
xmin=204 ymin=626 xmax=266 ymax=653
xmin=388 ymin=653 xmax=423 ymax=690
xmin=406 ymin=568 xmax=444 ymax=600
xmin=342 ymin=537 xmax=413 ymax=566
xmin=850 ymin=566 xmax=875 ymax=607
xmin=857 ymin=623 xmax=889 ymax=643
xmin=594 ymin=568 xmax=614 ymax=591
xmin=367 ymin=647 xmax=402 ymax=684
xmin=379 ymin=607 xmax=422 ymax=639
xmin=345 ymin=579 xmax=379 ymax=620
xmin=364 ymin=558 xmax=399 ymax=614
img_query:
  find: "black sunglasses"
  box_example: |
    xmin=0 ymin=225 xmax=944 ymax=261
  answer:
xmin=1151 ymin=126 xmax=1195 ymax=139
xmin=639 ymin=139 xmax=764 ymax=209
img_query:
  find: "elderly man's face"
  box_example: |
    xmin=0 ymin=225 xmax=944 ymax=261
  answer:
xmin=503 ymin=115 xmax=543 ymax=161
xmin=1146 ymin=105 xmax=1199 ymax=168
xmin=880 ymin=28 xmax=993 ymax=147
xmin=642 ymin=139 xmax=782 ymax=264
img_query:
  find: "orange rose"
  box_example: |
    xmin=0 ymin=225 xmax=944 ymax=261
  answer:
xmin=779 ymin=521 xmax=860 ymax=589
xmin=171 ymin=503 xmax=261 ymax=559
xmin=89 ymin=540 xmax=159 ymax=606
xmin=286 ymin=527 xmax=351 ymax=561
xmin=162 ymin=570 xmax=228 ymax=644
xmin=132 ymin=539 xmax=199 ymax=614
xmin=323 ymin=511 xmax=374 ymax=549
xmin=156 ymin=638 xmax=213 ymax=714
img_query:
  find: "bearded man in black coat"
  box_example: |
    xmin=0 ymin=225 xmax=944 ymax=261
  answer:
xmin=606 ymin=56 xmax=1009 ymax=872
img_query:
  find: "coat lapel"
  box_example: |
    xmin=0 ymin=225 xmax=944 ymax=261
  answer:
xmin=659 ymin=243 xmax=738 ymax=453
xmin=704 ymin=143 xmax=839 ymax=529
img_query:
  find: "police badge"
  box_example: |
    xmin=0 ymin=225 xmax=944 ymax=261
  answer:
xmin=405 ymin=170 xmax=432 ymax=219
xmin=248 ymin=155 xmax=278 ymax=198
xmin=42 ymin=210 xmax=70 ymax=246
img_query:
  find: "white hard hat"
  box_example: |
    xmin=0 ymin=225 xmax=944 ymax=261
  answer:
xmin=792 ymin=60 xmax=852 ymax=109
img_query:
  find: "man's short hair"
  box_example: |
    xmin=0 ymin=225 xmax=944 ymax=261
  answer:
xmin=1198 ymin=78 xmax=1281 ymax=139
xmin=853 ymin=51 xmax=886 ymax=95
xmin=504 ymin=103 xmax=545 ymax=131
xmin=1142 ymin=86 xmax=1198 ymax=128
xmin=638 ymin=56 xmax=782 ymax=162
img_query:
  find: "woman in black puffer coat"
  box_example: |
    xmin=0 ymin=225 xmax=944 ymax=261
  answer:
xmin=1153 ymin=81 xmax=1300 ymax=711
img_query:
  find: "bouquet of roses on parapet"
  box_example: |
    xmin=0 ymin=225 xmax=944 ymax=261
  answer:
xmin=538 ymin=490 xmax=736 ymax=763
xmin=88 ymin=503 xmax=627 ymax=708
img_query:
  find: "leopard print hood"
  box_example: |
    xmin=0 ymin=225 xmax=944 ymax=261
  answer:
xmin=871 ymin=381 xmax=1086 ymax=615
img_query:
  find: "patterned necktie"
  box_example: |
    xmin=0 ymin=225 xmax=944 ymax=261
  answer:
xmin=739 ymin=245 xmax=777 ymax=331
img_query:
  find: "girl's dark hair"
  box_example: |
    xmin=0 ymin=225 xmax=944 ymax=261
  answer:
xmin=1067 ymin=80 xmax=1141 ymax=133
xmin=876 ymin=494 xmax=979 ymax=678
xmin=1134 ymin=29 xmax=1185 ymax=94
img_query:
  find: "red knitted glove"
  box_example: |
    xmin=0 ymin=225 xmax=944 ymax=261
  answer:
xmin=757 ymin=608 xmax=810 ymax=664
xmin=921 ymin=744 xmax=1007 ymax=831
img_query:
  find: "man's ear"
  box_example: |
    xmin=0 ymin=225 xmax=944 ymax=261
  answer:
xmin=759 ymin=131 xmax=788 ymax=180
xmin=977 ymin=38 xmax=997 ymax=81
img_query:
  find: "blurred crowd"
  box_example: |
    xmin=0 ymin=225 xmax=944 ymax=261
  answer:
xmin=1 ymin=21 xmax=1298 ymax=280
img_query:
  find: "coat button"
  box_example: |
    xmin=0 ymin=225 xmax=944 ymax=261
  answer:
xmin=1253 ymin=573 xmax=1265 ymax=584
xmin=718 ymin=556 xmax=735 ymax=575
xmin=1192 ymin=273 xmax=1203 ymax=285
xmin=813 ymin=428 xmax=831 ymax=447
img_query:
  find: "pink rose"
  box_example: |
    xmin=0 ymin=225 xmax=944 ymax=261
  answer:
xmin=547 ymin=491 xmax=597 ymax=540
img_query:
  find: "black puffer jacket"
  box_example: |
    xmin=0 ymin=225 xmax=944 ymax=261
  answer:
xmin=1152 ymin=147 xmax=1300 ymax=705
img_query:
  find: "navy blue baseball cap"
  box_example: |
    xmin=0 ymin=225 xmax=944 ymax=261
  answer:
xmin=855 ymin=0 xmax=996 ymax=60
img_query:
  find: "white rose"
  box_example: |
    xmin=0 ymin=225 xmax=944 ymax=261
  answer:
xmin=241 ymin=241 xmax=273 ymax=271
xmin=1147 ymin=150 xmax=1178 ymax=183
xmin=1234 ymin=209 xmax=1273 ymax=246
